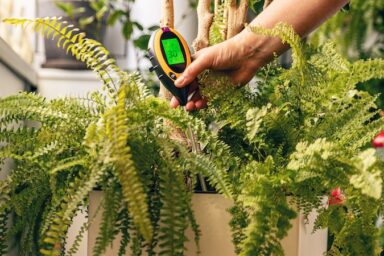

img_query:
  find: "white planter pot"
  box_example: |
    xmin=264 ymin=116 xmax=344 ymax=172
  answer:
xmin=70 ymin=192 xmax=327 ymax=256
xmin=37 ymin=69 xmax=102 ymax=99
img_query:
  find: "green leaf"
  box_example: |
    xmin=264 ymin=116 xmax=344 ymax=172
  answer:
xmin=107 ymin=10 xmax=125 ymax=25
xmin=133 ymin=34 xmax=151 ymax=50
xmin=90 ymin=0 xmax=104 ymax=11
xmin=249 ymin=0 xmax=263 ymax=13
xmin=246 ymin=104 xmax=271 ymax=141
xmin=350 ymin=169 xmax=382 ymax=199
xmin=122 ymin=21 xmax=133 ymax=40
xmin=132 ymin=21 xmax=144 ymax=31
xmin=79 ymin=16 xmax=95 ymax=28
xmin=189 ymin=0 xmax=198 ymax=8
xmin=95 ymin=6 xmax=108 ymax=20
xmin=55 ymin=2 xmax=85 ymax=20
xmin=350 ymin=149 xmax=382 ymax=199
xmin=148 ymin=25 xmax=160 ymax=31
xmin=55 ymin=2 xmax=74 ymax=16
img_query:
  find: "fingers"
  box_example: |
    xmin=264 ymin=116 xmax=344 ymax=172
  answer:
xmin=195 ymin=98 xmax=208 ymax=109
xmin=187 ymin=80 xmax=200 ymax=99
xmin=175 ymin=48 xmax=214 ymax=88
xmin=229 ymin=67 xmax=256 ymax=86
xmin=170 ymin=96 xmax=180 ymax=108
xmin=170 ymin=80 xmax=200 ymax=109
xmin=185 ymin=101 xmax=196 ymax=111
xmin=170 ymin=86 xmax=208 ymax=111
xmin=185 ymin=89 xmax=207 ymax=111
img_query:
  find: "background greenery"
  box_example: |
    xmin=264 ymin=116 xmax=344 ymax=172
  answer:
xmin=311 ymin=0 xmax=384 ymax=108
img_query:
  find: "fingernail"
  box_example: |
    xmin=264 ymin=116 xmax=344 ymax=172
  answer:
xmin=175 ymin=76 xmax=185 ymax=87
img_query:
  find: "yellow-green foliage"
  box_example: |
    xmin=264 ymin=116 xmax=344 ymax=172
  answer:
xmin=209 ymin=0 xmax=227 ymax=45
xmin=310 ymin=0 xmax=384 ymax=109
xmin=0 ymin=18 xmax=234 ymax=256
xmin=1 ymin=15 xmax=384 ymax=256
xmin=311 ymin=0 xmax=384 ymax=59
xmin=198 ymin=21 xmax=384 ymax=255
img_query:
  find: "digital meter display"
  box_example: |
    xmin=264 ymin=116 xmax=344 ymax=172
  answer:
xmin=161 ymin=38 xmax=185 ymax=65
xmin=148 ymin=27 xmax=191 ymax=105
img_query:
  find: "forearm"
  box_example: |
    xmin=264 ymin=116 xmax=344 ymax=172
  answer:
xmin=173 ymin=0 xmax=350 ymax=110
xmin=237 ymin=0 xmax=349 ymax=68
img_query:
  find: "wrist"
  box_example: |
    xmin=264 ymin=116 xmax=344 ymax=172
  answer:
xmin=236 ymin=26 xmax=283 ymax=70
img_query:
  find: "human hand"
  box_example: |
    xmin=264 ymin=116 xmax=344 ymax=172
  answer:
xmin=170 ymin=31 xmax=264 ymax=111
xmin=170 ymin=0 xmax=350 ymax=111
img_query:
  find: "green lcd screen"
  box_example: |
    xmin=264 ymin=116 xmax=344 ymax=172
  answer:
xmin=161 ymin=38 xmax=185 ymax=65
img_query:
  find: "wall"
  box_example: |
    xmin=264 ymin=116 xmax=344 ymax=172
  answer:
xmin=0 ymin=63 xmax=25 ymax=181
xmin=0 ymin=47 xmax=33 ymax=256
xmin=0 ymin=0 xmax=36 ymax=63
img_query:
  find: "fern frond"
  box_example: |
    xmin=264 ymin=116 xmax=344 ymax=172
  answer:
xmin=0 ymin=127 xmax=38 ymax=145
xmin=104 ymin=86 xmax=152 ymax=241
xmin=229 ymin=201 xmax=250 ymax=254
xmin=92 ymin=184 xmax=122 ymax=256
xmin=158 ymin=144 xmax=189 ymax=256
xmin=0 ymin=92 xmax=92 ymax=131
xmin=49 ymin=157 xmax=87 ymax=175
xmin=3 ymin=18 xmax=124 ymax=96
xmin=66 ymin=199 xmax=103 ymax=256
xmin=348 ymin=58 xmax=384 ymax=86
xmin=0 ymin=210 xmax=9 ymax=255
xmin=0 ymin=178 xmax=11 ymax=213
xmin=349 ymin=149 xmax=382 ymax=199
xmin=117 ymin=208 xmax=131 ymax=256
xmin=40 ymin=163 xmax=104 ymax=256
xmin=287 ymin=138 xmax=335 ymax=172
xmin=246 ymin=104 xmax=271 ymax=142
xmin=236 ymin=157 xmax=296 ymax=256
xmin=309 ymin=41 xmax=350 ymax=73
xmin=186 ymin=203 xmax=201 ymax=255
xmin=186 ymin=153 xmax=232 ymax=197
xmin=209 ymin=1 xmax=227 ymax=45
xmin=129 ymin=97 xmax=238 ymax=195
xmin=249 ymin=23 xmax=306 ymax=76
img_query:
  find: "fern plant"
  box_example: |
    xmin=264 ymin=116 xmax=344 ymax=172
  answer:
xmin=311 ymin=0 xmax=384 ymax=59
xmin=0 ymin=17 xmax=233 ymax=256
xmin=311 ymin=0 xmax=384 ymax=108
xmin=202 ymin=12 xmax=384 ymax=254
xmin=0 ymin=10 xmax=384 ymax=256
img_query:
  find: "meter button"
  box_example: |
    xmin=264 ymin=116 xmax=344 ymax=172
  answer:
xmin=149 ymin=65 xmax=159 ymax=72
xmin=169 ymin=72 xmax=177 ymax=80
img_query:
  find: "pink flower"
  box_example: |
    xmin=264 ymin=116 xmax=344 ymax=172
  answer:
xmin=328 ymin=187 xmax=345 ymax=206
xmin=373 ymin=131 xmax=384 ymax=148
xmin=373 ymin=131 xmax=384 ymax=160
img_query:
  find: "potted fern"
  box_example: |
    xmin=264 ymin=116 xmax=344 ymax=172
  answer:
xmin=1 ymin=1 xmax=384 ymax=256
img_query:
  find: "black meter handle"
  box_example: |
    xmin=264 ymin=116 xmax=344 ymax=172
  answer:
xmin=148 ymin=51 xmax=191 ymax=106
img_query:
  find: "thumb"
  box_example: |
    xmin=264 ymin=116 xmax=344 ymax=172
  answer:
xmin=175 ymin=48 xmax=214 ymax=88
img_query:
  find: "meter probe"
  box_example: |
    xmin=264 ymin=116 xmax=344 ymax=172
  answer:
xmin=147 ymin=27 xmax=208 ymax=191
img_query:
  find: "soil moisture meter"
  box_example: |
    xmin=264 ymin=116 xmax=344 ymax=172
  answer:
xmin=148 ymin=27 xmax=192 ymax=106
